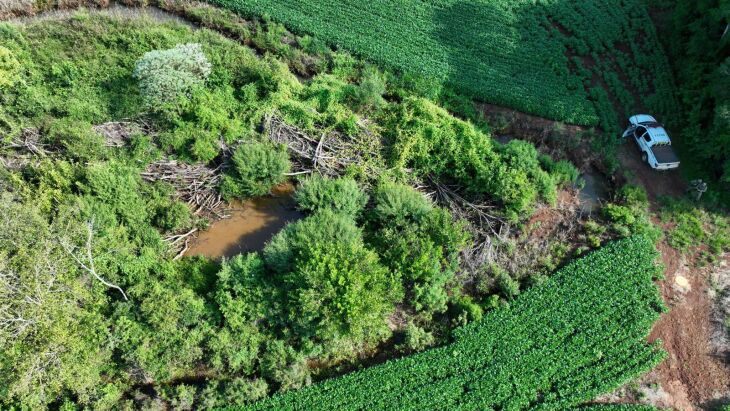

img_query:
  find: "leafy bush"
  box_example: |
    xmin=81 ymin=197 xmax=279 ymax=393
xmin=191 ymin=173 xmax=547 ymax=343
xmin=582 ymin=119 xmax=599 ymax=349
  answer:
xmin=397 ymin=323 xmax=435 ymax=352
xmin=154 ymin=201 xmax=192 ymax=231
xmin=133 ymin=43 xmax=212 ymax=110
xmin=0 ymin=45 xmax=20 ymax=88
xmin=602 ymin=185 xmax=661 ymax=242
xmin=496 ymin=270 xmax=520 ymax=300
xmin=264 ymin=210 xmax=362 ymax=274
xmin=43 ymin=119 xmax=105 ymax=162
xmin=344 ymin=65 xmax=386 ymax=112
xmin=370 ymin=181 xmax=432 ymax=227
xmin=160 ymin=384 xmax=197 ymax=411
xmin=660 ymin=197 xmax=730 ymax=254
xmin=223 ymin=378 xmax=270 ymax=406
xmin=369 ymin=184 xmax=469 ymax=316
xmin=220 ymin=142 xmax=290 ymax=200
xmin=448 ymin=295 xmax=484 ymax=326
xmin=281 ymin=241 xmax=399 ymax=345
xmin=209 ymin=253 xmax=266 ymax=374
xmin=540 ymin=155 xmax=580 ymax=187
xmin=259 ymin=341 xmax=311 ymax=392
xmin=294 ymin=176 xmax=368 ymax=218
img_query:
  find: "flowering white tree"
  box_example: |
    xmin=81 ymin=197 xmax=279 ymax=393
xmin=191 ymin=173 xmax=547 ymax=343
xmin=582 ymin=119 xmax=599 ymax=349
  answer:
xmin=133 ymin=43 xmax=211 ymax=109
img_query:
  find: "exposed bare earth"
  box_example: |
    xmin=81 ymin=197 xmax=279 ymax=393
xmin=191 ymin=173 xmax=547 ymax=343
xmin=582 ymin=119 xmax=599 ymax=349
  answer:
xmin=646 ymin=250 xmax=730 ymax=410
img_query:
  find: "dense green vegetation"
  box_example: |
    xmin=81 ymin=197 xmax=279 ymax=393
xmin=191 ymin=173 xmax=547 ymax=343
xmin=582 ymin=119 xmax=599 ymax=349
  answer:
xmin=206 ymin=0 xmax=676 ymax=135
xmin=0 ymin=11 xmax=588 ymax=408
xmin=0 ymin=2 xmax=692 ymax=409
xmin=648 ymin=0 xmax=729 ymax=200
xmin=241 ymin=236 xmax=665 ymax=410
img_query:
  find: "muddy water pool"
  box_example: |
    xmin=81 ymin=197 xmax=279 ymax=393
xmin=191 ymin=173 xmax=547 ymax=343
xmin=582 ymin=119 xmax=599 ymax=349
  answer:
xmin=185 ymin=184 xmax=303 ymax=259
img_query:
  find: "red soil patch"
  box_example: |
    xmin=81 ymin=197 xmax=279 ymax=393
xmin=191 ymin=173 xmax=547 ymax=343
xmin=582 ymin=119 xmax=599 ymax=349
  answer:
xmin=477 ymin=103 xmax=597 ymax=171
xmin=617 ymin=142 xmax=685 ymax=202
xmin=647 ymin=247 xmax=730 ymax=410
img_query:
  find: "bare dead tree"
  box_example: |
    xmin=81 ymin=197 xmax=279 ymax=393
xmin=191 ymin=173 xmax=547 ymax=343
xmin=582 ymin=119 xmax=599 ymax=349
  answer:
xmin=2 ymin=128 xmax=47 ymax=156
xmin=60 ymin=219 xmax=128 ymax=301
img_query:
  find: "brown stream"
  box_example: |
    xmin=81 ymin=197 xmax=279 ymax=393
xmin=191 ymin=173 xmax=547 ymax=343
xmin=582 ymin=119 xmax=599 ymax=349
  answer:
xmin=185 ymin=184 xmax=303 ymax=259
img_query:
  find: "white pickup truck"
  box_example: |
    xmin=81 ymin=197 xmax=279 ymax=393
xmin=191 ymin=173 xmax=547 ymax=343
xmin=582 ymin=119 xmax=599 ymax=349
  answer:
xmin=622 ymin=114 xmax=680 ymax=170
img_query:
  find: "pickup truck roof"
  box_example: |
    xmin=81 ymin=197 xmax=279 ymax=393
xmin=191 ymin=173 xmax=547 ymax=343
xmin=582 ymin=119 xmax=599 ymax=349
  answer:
xmin=645 ymin=126 xmax=671 ymax=145
xmin=629 ymin=114 xmax=657 ymax=125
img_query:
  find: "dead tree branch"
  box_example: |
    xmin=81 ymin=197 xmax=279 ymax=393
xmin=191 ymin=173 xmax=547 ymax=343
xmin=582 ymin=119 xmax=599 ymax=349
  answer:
xmin=60 ymin=219 xmax=128 ymax=301
xmin=421 ymin=177 xmax=512 ymax=281
xmin=264 ymin=112 xmax=378 ymax=177
xmin=2 ymin=128 xmax=47 ymax=156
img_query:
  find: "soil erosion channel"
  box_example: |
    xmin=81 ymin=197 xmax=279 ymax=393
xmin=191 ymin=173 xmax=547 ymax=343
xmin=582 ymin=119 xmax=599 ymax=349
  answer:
xmin=186 ymin=184 xmax=303 ymax=259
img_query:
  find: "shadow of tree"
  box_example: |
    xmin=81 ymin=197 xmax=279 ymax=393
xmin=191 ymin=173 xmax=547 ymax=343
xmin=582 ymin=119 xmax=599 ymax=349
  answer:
xmin=431 ymin=1 xmax=593 ymax=124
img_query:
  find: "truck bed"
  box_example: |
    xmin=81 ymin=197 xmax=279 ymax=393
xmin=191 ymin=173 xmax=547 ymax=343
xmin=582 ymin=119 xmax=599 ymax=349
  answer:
xmin=651 ymin=145 xmax=679 ymax=164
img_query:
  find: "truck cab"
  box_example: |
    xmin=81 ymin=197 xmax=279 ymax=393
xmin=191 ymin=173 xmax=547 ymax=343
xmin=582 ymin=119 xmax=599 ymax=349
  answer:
xmin=622 ymin=114 xmax=680 ymax=170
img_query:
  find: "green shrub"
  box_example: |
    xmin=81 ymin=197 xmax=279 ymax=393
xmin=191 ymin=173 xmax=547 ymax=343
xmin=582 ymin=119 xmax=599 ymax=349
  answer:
xmin=160 ymin=384 xmax=197 ymax=411
xmin=43 ymin=119 xmax=105 ymax=162
xmin=619 ymin=185 xmax=649 ymax=208
xmin=540 ymin=155 xmax=580 ymax=187
xmin=371 ymin=201 xmax=469 ymax=316
xmin=449 ymin=295 xmax=484 ymax=326
xmin=220 ymin=142 xmax=290 ymax=200
xmin=660 ymin=197 xmax=730 ymax=254
xmin=133 ymin=43 xmax=212 ymax=110
xmin=281 ymin=241 xmax=400 ymax=345
xmin=264 ymin=210 xmax=362 ymax=274
xmin=259 ymin=340 xmax=311 ymax=392
xmin=210 ymin=253 xmax=266 ymax=374
xmin=0 ymin=45 xmax=20 ymax=89
xmin=397 ymin=323 xmax=435 ymax=352
xmin=496 ymin=271 xmax=520 ymax=300
xmin=344 ymin=65 xmax=386 ymax=112
xmin=154 ymin=201 xmax=192 ymax=231
xmin=382 ymin=228 xmax=452 ymax=314
xmin=602 ymin=185 xmax=661 ymax=242
xmin=370 ymin=181 xmax=432 ymax=227
xmin=223 ymin=378 xmax=269 ymax=405
xmin=294 ymin=176 xmax=368 ymax=218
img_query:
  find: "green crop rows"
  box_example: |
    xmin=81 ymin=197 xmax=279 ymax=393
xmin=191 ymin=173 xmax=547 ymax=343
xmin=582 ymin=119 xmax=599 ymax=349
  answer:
xmin=206 ymin=0 xmax=676 ymax=130
xmin=238 ymin=236 xmax=665 ymax=410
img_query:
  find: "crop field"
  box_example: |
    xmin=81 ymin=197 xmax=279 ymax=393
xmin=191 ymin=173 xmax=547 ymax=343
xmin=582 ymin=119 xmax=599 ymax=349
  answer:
xmin=207 ymin=0 xmax=677 ymax=131
xmin=242 ymin=236 xmax=665 ymax=410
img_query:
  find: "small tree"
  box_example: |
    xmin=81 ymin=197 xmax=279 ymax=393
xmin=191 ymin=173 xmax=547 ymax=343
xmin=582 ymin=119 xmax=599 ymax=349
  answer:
xmin=219 ymin=142 xmax=290 ymax=200
xmin=133 ymin=43 xmax=211 ymax=110
xmin=294 ymin=176 xmax=368 ymax=218
xmin=283 ymin=241 xmax=399 ymax=345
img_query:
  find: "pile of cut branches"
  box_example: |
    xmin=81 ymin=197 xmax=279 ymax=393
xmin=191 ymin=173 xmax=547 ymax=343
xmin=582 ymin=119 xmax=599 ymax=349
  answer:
xmin=424 ymin=179 xmax=510 ymax=281
xmin=0 ymin=128 xmax=46 ymax=170
xmin=141 ymin=159 xmax=224 ymax=217
xmin=93 ymin=121 xmax=146 ymax=148
xmin=265 ymin=112 xmax=380 ymax=177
